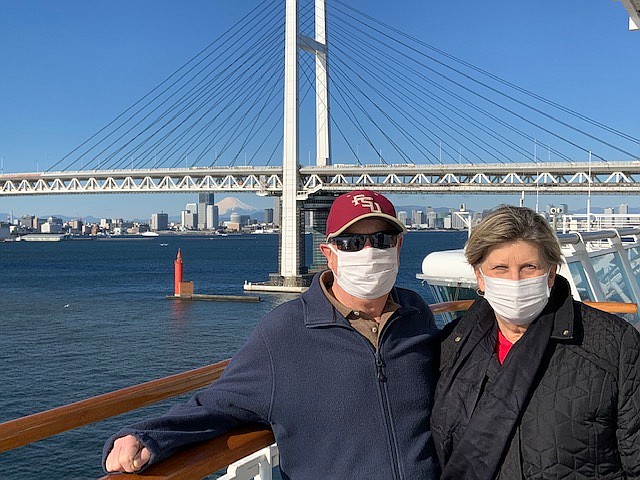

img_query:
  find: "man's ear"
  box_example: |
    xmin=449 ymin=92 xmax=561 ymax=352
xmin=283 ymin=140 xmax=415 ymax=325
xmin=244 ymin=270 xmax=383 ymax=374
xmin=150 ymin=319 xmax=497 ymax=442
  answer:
xmin=320 ymin=243 xmax=337 ymax=271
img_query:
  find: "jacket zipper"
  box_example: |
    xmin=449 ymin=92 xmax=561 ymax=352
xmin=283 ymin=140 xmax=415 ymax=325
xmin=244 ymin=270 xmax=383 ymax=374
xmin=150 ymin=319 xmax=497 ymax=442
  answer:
xmin=338 ymin=305 xmax=412 ymax=480
xmin=375 ymin=344 xmax=402 ymax=479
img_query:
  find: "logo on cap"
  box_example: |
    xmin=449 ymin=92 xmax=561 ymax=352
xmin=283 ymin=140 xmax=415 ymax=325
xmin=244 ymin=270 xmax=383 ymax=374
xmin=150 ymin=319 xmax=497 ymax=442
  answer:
xmin=352 ymin=194 xmax=381 ymax=213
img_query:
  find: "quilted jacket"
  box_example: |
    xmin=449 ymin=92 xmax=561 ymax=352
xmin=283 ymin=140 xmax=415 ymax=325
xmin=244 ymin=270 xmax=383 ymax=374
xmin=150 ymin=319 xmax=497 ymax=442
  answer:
xmin=431 ymin=275 xmax=640 ymax=479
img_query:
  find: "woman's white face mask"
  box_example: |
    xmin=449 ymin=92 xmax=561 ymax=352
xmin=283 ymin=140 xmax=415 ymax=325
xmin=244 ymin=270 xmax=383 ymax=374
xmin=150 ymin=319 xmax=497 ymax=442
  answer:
xmin=480 ymin=269 xmax=551 ymax=326
xmin=329 ymin=244 xmax=399 ymax=299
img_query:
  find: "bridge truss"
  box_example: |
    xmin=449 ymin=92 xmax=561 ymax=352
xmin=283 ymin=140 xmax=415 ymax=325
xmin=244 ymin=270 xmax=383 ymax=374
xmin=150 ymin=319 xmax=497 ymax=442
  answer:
xmin=1 ymin=161 xmax=639 ymax=198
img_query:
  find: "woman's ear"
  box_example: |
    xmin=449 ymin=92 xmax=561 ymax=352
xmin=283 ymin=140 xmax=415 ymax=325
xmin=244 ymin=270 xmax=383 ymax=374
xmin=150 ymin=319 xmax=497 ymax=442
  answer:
xmin=474 ymin=265 xmax=485 ymax=292
xmin=548 ymin=265 xmax=558 ymax=289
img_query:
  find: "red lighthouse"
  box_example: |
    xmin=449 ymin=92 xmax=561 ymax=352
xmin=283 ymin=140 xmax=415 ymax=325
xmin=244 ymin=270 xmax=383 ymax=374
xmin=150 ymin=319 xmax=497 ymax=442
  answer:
xmin=174 ymin=249 xmax=184 ymax=296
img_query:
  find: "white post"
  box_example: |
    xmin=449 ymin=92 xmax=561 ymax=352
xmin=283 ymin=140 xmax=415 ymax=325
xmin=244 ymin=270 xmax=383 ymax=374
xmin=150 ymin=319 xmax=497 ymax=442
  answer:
xmin=587 ymin=151 xmax=592 ymax=232
xmin=315 ymin=0 xmax=331 ymax=166
xmin=280 ymin=0 xmax=300 ymax=280
xmin=535 ymin=171 xmax=539 ymax=213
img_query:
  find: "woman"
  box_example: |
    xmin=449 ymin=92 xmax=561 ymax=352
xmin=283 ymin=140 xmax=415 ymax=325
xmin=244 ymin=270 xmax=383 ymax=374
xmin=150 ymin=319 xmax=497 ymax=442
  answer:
xmin=431 ymin=205 xmax=640 ymax=480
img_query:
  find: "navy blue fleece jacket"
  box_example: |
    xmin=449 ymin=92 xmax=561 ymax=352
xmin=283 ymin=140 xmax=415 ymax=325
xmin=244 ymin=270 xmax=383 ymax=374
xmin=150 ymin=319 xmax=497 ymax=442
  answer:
xmin=103 ymin=272 xmax=440 ymax=479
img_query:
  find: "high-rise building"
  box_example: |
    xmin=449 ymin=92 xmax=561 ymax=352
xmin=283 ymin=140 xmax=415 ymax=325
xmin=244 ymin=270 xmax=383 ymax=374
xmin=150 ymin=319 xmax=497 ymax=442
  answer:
xmin=397 ymin=211 xmax=409 ymax=226
xmin=182 ymin=203 xmax=198 ymax=230
xmin=20 ymin=214 xmax=36 ymax=229
xmin=229 ymin=213 xmax=242 ymax=225
xmin=198 ymin=193 xmax=215 ymax=230
xmin=617 ymin=204 xmax=629 ymax=227
xmin=150 ymin=213 xmax=169 ymax=231
xmin=264 ymin=208 xmax=274 ymax=224
xmin=427 ymin=211 xmax=438 ymax=229
xmin=41 ymin=218 xmax=63 ymax=233
xmin=206 ymin=204 xmax=219 ymax=230
xmin=69 ymin=219 xmax=84 ymax=234
xmin=412 ymin=210 xmax=425 ymax=227
xmin=273 ymin=198 xmax=281 ymax=227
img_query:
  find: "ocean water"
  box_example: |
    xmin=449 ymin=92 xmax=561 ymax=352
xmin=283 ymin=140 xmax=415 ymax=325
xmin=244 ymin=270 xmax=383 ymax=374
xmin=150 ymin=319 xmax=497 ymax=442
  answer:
xmin=0 ymin=231 xmax=467 ymax=479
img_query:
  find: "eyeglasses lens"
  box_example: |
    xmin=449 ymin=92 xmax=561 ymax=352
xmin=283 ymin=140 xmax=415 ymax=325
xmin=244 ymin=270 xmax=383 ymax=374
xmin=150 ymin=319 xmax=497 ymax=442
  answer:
xmin=332 ymin=232 xmax=398 ymax=252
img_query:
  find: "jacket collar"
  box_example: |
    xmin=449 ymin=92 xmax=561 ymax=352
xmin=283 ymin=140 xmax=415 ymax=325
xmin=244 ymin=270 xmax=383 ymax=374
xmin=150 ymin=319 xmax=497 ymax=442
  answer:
xmin=302 ymin=272 xmax=343 ymax=328
xmin=547 ymin=275 xmax=575 ymax=341
xmin=301 ymin=271 xmax=413 ymax=328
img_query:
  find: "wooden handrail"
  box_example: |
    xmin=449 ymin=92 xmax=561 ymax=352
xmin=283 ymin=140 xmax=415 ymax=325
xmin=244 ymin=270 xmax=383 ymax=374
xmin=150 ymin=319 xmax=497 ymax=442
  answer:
xmin=98 ymin=424 xmax=275 ymax=480
xmin=0 ymin=359 xmax=229 ymax=453
xmin=429 ymin=299 xmax=638 ymax=315
xmin=429 ymin=300 xmax=474 ymax=314
xmin=583 ymin=301 xmax=638 ymax=314
xmin=0 ymin=299 xmax=636 ymax=480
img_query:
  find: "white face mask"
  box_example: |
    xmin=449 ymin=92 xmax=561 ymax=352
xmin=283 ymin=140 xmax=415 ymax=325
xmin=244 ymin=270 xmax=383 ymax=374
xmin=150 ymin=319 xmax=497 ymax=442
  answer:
xmin=329 ymin=245 xmax=399 ymax=300
xmin=480 ymin=269 xmax=551 ymax=326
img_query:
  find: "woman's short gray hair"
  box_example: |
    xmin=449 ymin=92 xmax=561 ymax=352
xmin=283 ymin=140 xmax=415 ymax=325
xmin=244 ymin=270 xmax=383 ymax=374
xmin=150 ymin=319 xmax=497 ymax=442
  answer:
xmin=465 ymin=205 xmax=563 ymax=268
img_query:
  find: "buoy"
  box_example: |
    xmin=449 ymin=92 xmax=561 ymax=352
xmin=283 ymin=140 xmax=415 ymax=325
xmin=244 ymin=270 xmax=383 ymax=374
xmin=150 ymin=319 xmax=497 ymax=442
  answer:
xmin=174 ymin=249 xmax=184 ymax=296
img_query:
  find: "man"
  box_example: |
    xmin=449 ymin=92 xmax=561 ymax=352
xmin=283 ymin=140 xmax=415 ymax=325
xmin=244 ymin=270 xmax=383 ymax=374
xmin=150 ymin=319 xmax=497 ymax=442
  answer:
xmin=104 ymin=189 xmax=440 ymax=479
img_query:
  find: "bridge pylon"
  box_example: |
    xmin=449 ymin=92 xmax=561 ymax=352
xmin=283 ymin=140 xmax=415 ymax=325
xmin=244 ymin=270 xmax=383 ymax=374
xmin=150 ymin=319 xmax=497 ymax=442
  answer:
xmin=250 ymin=0 xmax=332 ymax=290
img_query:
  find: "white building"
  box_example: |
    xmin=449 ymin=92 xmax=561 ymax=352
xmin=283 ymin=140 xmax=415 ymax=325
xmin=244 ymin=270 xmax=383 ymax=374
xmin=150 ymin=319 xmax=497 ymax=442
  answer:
xmin=182 ymin=203 xmax=198 ymax=230
xmin=206 ymin=204 xmax=219 ymax=230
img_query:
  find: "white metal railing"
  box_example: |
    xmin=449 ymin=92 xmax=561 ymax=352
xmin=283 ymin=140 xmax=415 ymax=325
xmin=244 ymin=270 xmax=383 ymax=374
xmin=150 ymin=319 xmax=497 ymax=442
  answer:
xmin=561 ymin=213 xmax=640 ymax=233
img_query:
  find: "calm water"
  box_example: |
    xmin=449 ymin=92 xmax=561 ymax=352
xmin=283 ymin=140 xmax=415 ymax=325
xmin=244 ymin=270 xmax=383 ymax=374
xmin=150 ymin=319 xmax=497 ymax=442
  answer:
xmin=0 ymin=231 xmax=466 ymax=479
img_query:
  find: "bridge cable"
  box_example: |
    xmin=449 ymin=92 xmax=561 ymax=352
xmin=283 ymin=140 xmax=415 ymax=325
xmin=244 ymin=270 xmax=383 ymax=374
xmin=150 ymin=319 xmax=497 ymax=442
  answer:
xmin=333 ymin=0 xmax=640 ymax=147
xmin=331 ymin=1 xmax=636 ymax=160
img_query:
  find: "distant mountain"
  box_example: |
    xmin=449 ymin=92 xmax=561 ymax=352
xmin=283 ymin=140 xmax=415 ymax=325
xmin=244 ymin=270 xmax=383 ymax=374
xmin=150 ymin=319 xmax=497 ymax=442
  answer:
xmin=215 ymin=196 xmax=259 ymax=216
xmin=0 ymin=212 xmax=101 ymax=223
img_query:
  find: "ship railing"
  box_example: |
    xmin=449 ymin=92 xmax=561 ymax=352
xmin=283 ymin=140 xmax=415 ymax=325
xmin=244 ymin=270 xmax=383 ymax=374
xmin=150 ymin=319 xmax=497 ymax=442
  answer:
xmin=561 ymin=213 xmax=640 ymax=233
xmin=0 ymin=300 xmax=637 ymax=480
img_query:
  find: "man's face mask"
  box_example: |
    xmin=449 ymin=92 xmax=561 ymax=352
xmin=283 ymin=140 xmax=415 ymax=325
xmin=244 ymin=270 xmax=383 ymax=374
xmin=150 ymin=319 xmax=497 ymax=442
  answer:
xmin=328 ymin=232 xmax=399 ymax=299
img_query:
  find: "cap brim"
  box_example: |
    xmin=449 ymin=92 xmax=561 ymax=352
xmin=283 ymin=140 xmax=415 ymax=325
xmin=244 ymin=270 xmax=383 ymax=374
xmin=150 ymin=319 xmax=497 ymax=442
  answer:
xmin=327 ymin=213 xmax=407 ymax=239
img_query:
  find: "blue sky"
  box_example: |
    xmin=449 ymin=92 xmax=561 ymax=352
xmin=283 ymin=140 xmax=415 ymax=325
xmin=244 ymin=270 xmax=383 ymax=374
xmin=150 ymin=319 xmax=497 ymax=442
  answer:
xmin=1 ymin=0 xmax=638 ymax=219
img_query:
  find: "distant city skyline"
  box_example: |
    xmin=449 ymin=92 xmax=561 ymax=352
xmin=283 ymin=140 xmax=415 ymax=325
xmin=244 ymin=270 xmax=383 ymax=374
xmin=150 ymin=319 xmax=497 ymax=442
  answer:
xmin=0 ymin=192 xmax=636 ymax=223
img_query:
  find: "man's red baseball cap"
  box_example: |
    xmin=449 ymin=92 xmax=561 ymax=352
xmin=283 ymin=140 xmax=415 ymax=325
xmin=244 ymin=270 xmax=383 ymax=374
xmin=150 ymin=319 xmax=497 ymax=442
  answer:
xmin=325 ymin=189 xmax=407 ymax=239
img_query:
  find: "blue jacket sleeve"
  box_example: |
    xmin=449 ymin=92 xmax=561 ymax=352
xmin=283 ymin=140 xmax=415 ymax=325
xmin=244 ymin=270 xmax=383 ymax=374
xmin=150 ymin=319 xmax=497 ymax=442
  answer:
xmin=102 ymin=323 xmax=274 ymax=470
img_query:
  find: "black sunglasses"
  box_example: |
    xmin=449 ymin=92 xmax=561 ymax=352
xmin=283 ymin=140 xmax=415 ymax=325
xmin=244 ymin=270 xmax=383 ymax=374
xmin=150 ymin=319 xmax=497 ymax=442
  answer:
xmin=330 ymin=231 xmax=399 ymax=252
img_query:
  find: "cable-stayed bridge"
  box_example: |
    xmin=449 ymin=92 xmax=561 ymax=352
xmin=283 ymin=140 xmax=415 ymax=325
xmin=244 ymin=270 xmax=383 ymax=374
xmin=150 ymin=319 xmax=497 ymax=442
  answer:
xmin=2 ymin=0 xmax=639 ymax=286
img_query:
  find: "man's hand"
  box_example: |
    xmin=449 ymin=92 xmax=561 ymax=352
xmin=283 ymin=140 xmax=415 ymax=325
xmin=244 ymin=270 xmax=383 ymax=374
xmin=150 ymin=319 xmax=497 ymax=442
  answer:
xmin=105 ymin=435 xmax=151 ymax=473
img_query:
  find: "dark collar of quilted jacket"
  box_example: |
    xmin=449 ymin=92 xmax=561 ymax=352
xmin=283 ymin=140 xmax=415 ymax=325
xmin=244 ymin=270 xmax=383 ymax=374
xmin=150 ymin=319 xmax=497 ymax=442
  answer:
xmin=547 ymin=274 xmax=576 ymax=341
xmin=441 ymin=274 xmax=577 ymax=369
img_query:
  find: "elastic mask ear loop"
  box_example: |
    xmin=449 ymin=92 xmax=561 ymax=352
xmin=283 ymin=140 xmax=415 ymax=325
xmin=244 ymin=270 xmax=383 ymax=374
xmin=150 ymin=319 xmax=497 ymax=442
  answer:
xmin=476 ymin=267 xmax=485 ymax=297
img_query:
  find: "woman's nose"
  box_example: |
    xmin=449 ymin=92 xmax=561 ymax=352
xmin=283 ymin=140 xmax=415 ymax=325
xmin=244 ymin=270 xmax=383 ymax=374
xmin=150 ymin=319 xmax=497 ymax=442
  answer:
xmin=508 ymin=269 xmax=522 ymax=281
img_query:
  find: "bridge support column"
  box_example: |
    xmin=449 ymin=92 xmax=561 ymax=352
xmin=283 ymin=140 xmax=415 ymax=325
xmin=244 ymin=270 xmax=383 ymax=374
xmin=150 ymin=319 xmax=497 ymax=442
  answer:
xmin=244 ymin=0 xmax=331 ymax=292
xmin=278 ymin=0 xmax=305 ymax=287
xmin=304 ymin=195 xmax=336 ymax=273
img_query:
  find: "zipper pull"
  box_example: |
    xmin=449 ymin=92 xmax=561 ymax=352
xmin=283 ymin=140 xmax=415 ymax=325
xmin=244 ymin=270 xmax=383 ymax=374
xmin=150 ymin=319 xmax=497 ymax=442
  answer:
xmin=375 ymin=352 xmax=386 ymax=382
